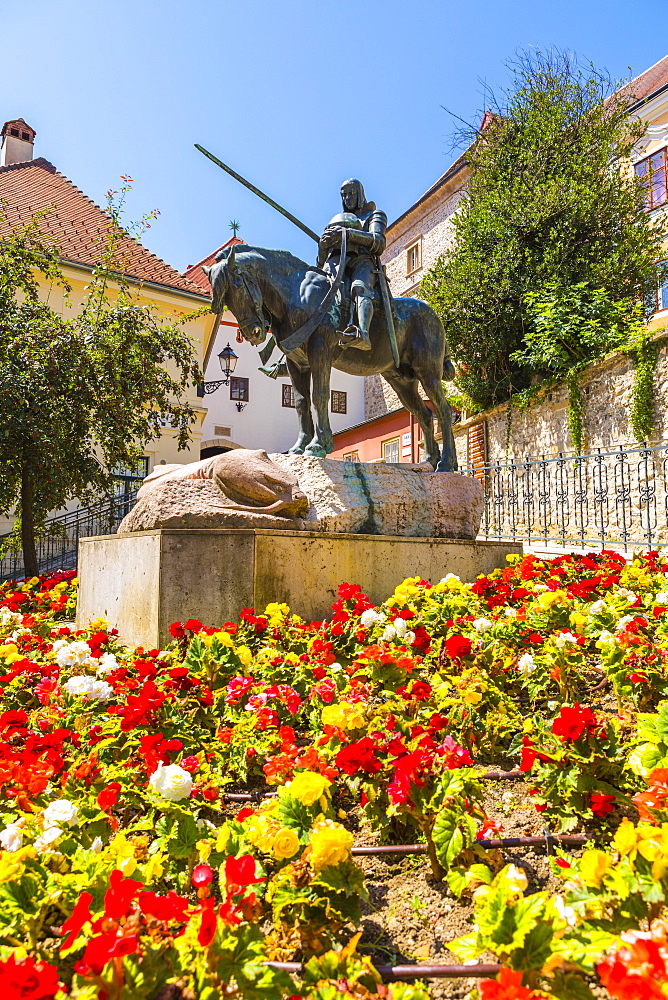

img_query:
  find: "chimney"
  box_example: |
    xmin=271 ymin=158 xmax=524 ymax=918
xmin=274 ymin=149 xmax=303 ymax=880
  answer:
xmin=1 ymin=118 xmax=36 ymax=167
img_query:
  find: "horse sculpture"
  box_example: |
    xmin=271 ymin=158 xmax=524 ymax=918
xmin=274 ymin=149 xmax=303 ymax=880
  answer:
xmin=204 ymin=243 xmax=458 ymax=472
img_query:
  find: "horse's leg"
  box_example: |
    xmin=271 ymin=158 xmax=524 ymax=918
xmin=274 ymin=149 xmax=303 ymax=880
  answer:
xmin=286 ymin=358 xmax=314 ymax=455
xmin=382 ymin=371 xmax=440 ymax=468
xmin=304 ymin=332 xmax=334 ymax=458
xmin=417 ymin=368 xmax=458 ymax=473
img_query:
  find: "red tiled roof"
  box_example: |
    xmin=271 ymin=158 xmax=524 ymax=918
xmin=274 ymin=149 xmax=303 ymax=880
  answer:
xmin=624 ymin=54 xmax=668 ymax=106
xmin=183 ymin=237 xmax=246 ymax=292
xmin=0 ymin=157 xmax=207 ymax=296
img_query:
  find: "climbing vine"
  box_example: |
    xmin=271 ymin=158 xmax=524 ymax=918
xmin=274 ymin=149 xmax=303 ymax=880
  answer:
xmin=566 ymin=370 xmax=586 ymax=454
xmin=629 ymin=338 xmax=659 ymax=444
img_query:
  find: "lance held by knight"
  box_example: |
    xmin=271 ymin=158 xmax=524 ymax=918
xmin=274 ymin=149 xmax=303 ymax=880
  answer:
xmin=317 ymin=179 xmax=388 ymax=351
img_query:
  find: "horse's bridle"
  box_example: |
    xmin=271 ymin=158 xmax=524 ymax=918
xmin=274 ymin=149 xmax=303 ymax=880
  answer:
xmin=233 ymin=271 xmax=271 ymax=340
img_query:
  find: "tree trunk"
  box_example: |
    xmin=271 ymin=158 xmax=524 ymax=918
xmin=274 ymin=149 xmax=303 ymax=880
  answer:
xmin=20 ymin=467 xmax=39 ymax=579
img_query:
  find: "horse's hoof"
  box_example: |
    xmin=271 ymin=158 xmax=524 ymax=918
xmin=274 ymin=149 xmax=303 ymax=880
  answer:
xmin=288 ymin=447 xmax=305 ymax=456
xmin=304 ymin=446 xmax=327 ymax=459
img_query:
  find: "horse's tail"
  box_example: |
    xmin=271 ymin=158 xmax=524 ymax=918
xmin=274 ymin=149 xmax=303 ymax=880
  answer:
xmin=443 ymin=355 xmax=456 ymax=381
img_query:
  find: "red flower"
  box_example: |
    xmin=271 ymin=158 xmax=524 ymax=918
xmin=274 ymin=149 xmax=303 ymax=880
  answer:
xmin=192 ymin=864 xmax=214 ymax=888
xmin=138 ymin=889 xmax=189 ymax=922
xmin=103 ymin=869 xmax=142 ymax=920
xmin=336 ymin=737 xmax=382 ymax=775
xmin=479 ymin=968 xmax=533 ymax=999
xmin=76 ymin=931 xmax=139 ymax=977
xmin=97 ymin=781 xmax=121 ymax=812
xmin=590 ymin=792 xmax=616 ymax=817
xmin=181 ymin=755 xmax=200 ymax=772
xmin=0 ymin=954 xmax=62 ymax=999
xmin=551 ymin=703 xmax=598 ymax=743
xmin=60 ymin=891 xmax=93 ymax=951
xmin=225 ymin=854 xmax=264 ymax=894
xmin=444 ymin=634 xmax=472 ymax=658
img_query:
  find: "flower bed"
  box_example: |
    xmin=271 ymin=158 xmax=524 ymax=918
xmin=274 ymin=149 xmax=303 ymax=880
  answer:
xmin=2 ymin=552 xmax=668 ymax=998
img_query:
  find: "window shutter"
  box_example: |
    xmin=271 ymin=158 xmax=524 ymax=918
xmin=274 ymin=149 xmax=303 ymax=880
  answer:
xmin=467 ymin=422 xmax=487 ymax=478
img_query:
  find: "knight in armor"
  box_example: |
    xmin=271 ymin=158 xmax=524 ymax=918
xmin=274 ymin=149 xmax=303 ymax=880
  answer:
xmin=318 ymin=179 xmax=387 ymax=351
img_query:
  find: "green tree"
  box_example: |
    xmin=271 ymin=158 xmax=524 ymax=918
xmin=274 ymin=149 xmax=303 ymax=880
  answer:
xmin=0 ymin=195 xmax=201 ymax=577
xmin=422 ymin=49 xmax=668 ymax=410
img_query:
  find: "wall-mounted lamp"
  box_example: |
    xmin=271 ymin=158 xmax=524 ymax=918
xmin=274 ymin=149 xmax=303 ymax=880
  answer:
xmin=196 ymin=343 xmax=240 ymax=396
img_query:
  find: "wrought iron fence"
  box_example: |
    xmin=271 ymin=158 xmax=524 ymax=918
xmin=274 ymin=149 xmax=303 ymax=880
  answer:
xmin=0 ymin=489 xmax=139 ymax=583
xmin=462 ymin=444 xmax=668 ymax=551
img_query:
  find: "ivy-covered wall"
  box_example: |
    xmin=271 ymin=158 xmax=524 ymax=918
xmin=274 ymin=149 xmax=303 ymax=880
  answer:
xmin=454 ymin=330 xmax=668 ymax=466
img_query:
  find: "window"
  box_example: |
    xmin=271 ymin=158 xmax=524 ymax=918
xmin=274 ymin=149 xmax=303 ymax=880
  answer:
xmin=635 ymin=149 xmax=668 ymax=210
xmin=282 ymin=384 xmax=295 ymax=408
xmin=230 ymin=377 xmax=249 ymax=402
xmin=331 ymin=390 xmax=347 ymax=414
xmin=21 ymin=132 xmax=30 ymax=141
xmin=467 ymin=422 xmax=487 ymax=480
xmin=648 ymin=260 xmax=668 ymax=312
xmin=9 ymin=128 xmax=18 ymax=137
xmin=383 ymin=437 xmax=400 ymax=464
xmin=343 ymin=450 xmax=359 ymax=462
xmin=406 ymin=239 xmax=422 ymax=275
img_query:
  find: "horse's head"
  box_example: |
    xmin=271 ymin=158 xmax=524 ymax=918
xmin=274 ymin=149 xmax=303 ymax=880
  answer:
xmin=203 ymin=245 xmax=270 ymax=346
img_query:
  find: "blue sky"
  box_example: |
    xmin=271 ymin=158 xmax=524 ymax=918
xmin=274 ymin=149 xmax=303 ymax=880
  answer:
xmin=3 ymin=0 xmax=665 ymax=273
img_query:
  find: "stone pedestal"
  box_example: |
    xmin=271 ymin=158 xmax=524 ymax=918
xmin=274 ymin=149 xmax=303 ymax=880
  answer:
xmin=76 ymin=528 xmax=522 ymax=648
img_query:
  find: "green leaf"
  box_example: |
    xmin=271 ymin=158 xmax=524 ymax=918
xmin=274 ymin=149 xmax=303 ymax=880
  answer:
xmin=167 ymin=813 xmax=200 ymax=859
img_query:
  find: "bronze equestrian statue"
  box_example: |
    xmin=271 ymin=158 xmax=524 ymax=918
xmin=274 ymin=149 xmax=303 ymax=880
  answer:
xmin=203 ymin=239 xmax=458 ymax=473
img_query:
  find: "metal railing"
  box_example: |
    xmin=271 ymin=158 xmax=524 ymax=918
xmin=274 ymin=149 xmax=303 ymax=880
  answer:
xmin=0 ymin=489 xmax=139 ymax=583
xmin=462 ymin=443 xmax=668 ymax=551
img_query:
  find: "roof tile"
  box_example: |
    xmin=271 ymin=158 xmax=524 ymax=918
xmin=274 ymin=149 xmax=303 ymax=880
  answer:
xmin=0 ymin=157 xmax=206 ymax=296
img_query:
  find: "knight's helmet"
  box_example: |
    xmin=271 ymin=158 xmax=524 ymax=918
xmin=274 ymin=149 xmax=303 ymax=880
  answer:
xmin=340 ymin=178 xmax=365 ymax=213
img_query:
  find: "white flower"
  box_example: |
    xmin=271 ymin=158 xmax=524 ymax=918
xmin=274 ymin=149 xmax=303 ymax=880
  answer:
xmin=596 ymin=630 xmax=616 ymax=647
xmin=51 ymin=639 xmax=70 ymax=653
xmin=10 ymin=628 xmax=28 ymax=641
xmin=505 ymin=864 xmax=528 ymax=893
xmin=588 ymin=600 xmax=607 ymax=615
xmin=533 ymin=583 xmax=548 ymax=592
xmin=0 ymin=823 xmax=24 ymax=852
xmin=96 ymin=652 xmax=118 ymax=675
xmin=473 ymin=618 xmax=493 ymax=632
xmin=655 ymin=592 xmax=668 ymax=605
xmin=547 ymin=700 xmax=560 ymax=712
xmin=616 ymin=615 xmax=635 ymax=632
xmin=392 ymin=617 xmax=408 ymax=637
xmin=0 ymin=608 xmax=22 ymax=628
xmin=440 ymin=573 xmax=461 ymax=584
xmin=404 ymin=631 xmax=416 ymax=645
xmin=381 ymin=624 xmax=397 ymax=641
xmin=553 ymin=894 xmax=577 ymax=928
xmin=615 ymin=588 xmax=637 ymax=603
xmin=55 ymin=640 xmax=93 ymax=668
xmin=86 ymin=680 xmax=113 ymax=702
xmin=35 ymin=827 xmax=62 ymax=852
xmin=64 ymin=675 xmax=95 ymax=697
xmin=91 ymin=836 xmax=103 ymax=853
xmin=148 ymin=763 xmax=193 ymax=802
xmin=43 ymin=799 xmax=78 ymax=828
xmin=360 ymin=609 xmax=385 ymax=627
xmin=504 ymin=608 xmax=517 ymax=618
xmin=517 ymin=652 xmax=536 ymax=675
xmin=555 ymin=631 xmax=579 ymax=648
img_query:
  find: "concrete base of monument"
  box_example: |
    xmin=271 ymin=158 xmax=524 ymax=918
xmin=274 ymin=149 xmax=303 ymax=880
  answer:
xmin=76 ymin=528 xmax=523 ymax=648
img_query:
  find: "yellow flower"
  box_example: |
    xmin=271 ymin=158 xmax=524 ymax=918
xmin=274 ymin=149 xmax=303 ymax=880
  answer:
xmin=462 ymin=689 xmax=483 ymax=706
xmin=142 ymin=853 xmax=165 ymax=883
xmin=309 ymin=819 xmax=354 ymax=872
xmin=579 ymin=849 xmax=610 ymax=888
xmin=614 ymin=817 xmax=638 ymax=858
xmin=197 ymin=838 xmax=213 ymax=863
xmin=569 ymin=611 xmax=587 ymax=628
xmin=245 ymin=814 xmax=276 ymax=853
xmin=118 ymin=856 xmax=137 ymax=876
xmin=321 ymin=701 xmax=366 ymax=731
xmin=273 ymin=827 xmax=301 ymax=860
xmin=287 ymin=771 xmax=332 ymax=806
xmin=236 ymin=646 xmax=253 ymax=667
xmin=537 ymin=590 xmax=568 ymax=609
xmin=216 ymin=825 xmax=230 ymax=852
